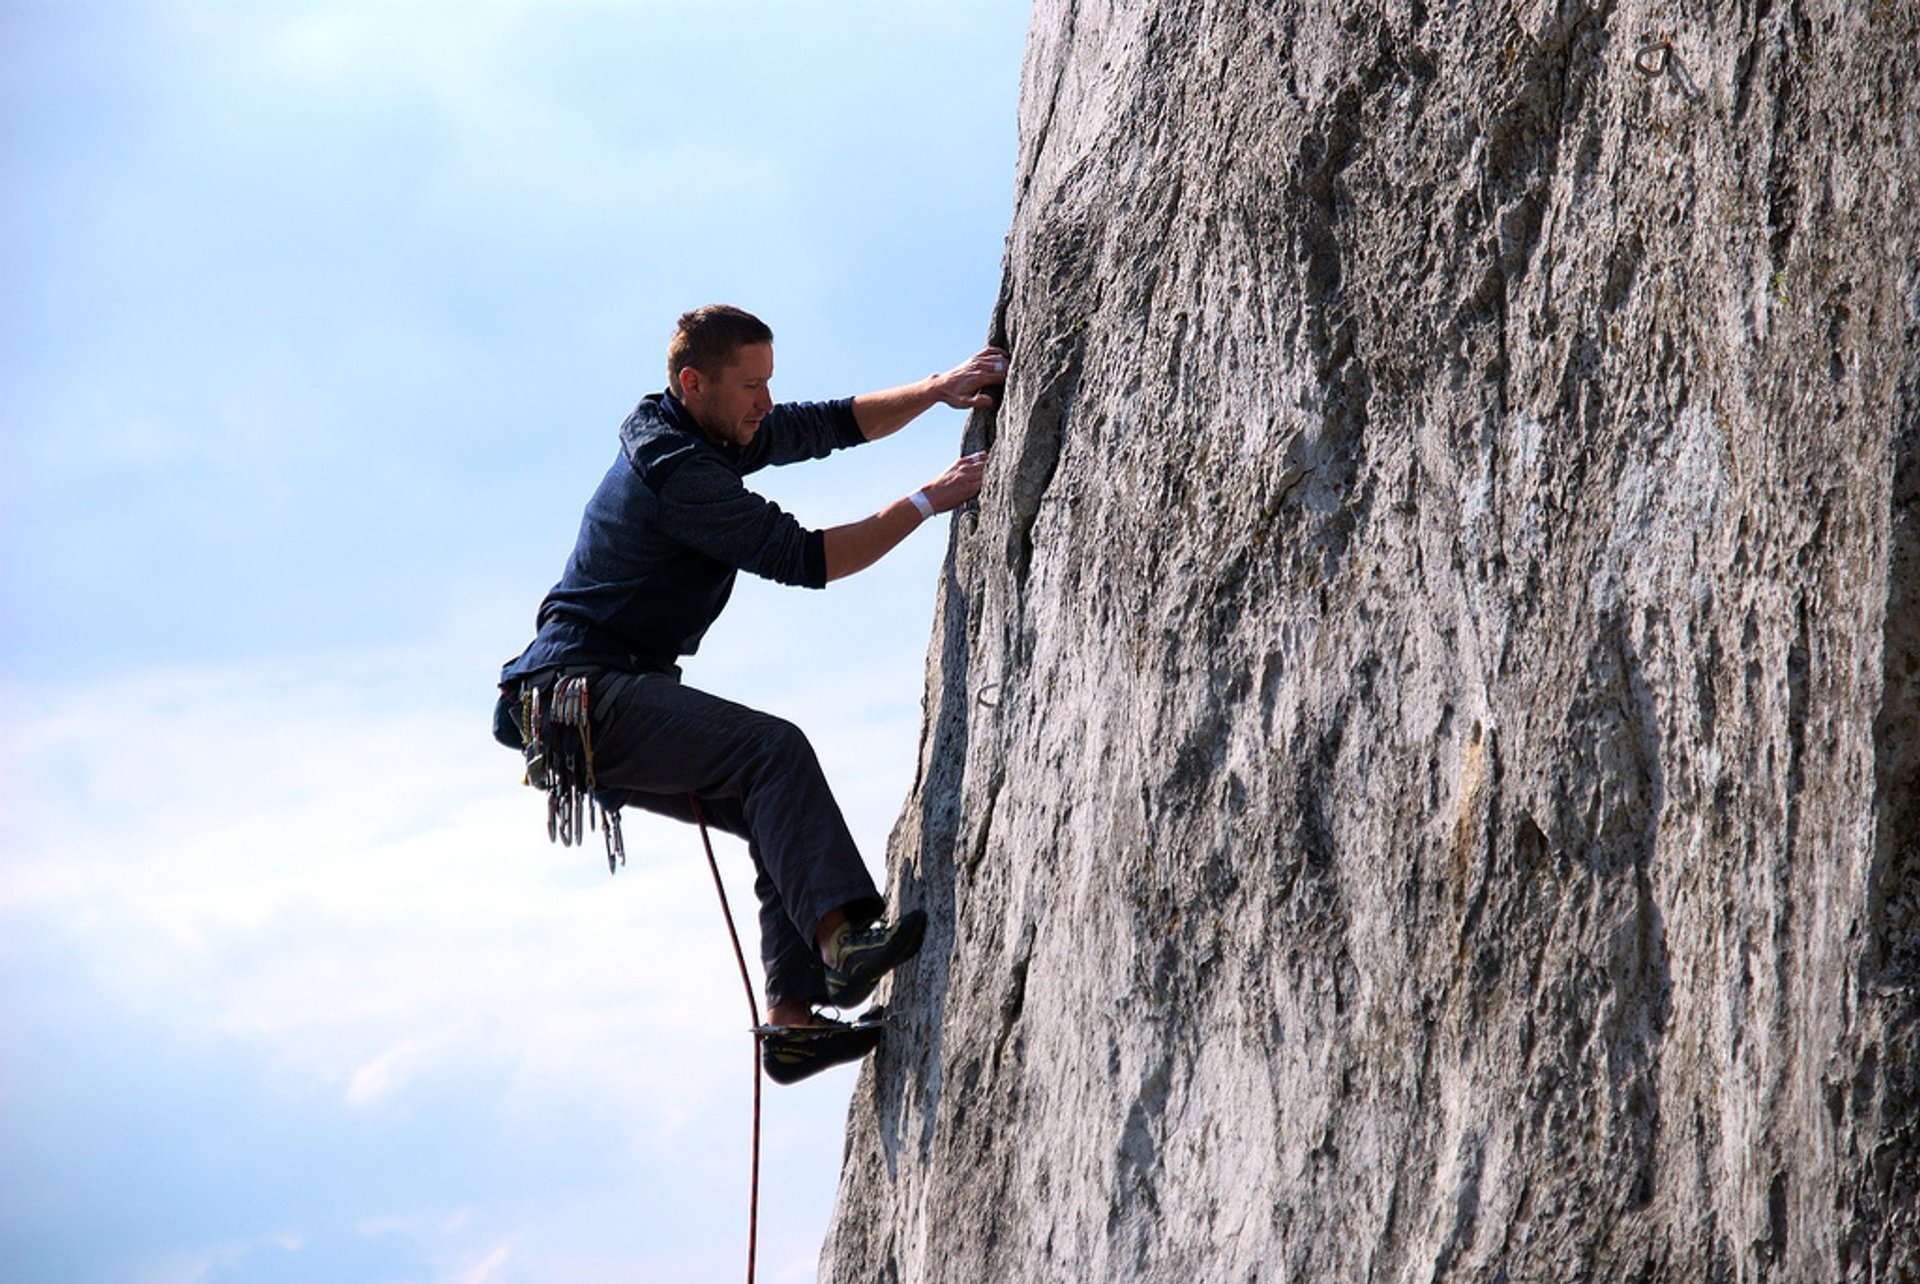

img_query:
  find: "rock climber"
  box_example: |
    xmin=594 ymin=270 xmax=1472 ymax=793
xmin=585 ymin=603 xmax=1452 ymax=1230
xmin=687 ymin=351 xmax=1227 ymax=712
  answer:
xmin=495 ymin=303 xmax=1006 ymax=1083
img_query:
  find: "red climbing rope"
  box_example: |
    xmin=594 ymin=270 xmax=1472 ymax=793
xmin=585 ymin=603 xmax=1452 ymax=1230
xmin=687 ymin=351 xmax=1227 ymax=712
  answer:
xmin=689 ymin=794 xmax=760 ymax=1284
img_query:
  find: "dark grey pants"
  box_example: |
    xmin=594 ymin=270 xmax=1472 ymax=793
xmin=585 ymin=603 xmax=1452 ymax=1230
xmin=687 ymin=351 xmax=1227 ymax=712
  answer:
xmin=583 ymin=668 xmax=884 ymax=1009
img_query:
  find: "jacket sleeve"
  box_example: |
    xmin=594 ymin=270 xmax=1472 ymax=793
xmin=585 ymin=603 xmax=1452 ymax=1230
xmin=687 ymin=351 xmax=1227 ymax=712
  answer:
xmin=738 ymin=397 xmax=865 ymax=472
xmin=655 ymin=452 xmax=828 ymax=588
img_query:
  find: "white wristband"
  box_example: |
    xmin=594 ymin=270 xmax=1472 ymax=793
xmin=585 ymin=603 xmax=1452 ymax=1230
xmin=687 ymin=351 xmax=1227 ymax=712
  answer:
xmin=908 ymin=490 xmax=935 ymax=519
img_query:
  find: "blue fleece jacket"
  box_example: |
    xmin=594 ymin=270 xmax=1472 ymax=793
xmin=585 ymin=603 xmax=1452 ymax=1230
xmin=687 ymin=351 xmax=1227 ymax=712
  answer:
xmin=500 ymin=389 xmax=864 ymax=683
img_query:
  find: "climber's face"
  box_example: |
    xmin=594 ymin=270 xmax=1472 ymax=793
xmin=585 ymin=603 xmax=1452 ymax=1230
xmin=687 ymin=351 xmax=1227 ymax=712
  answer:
xmin=680 ymin=342 xmax=775 ymax=448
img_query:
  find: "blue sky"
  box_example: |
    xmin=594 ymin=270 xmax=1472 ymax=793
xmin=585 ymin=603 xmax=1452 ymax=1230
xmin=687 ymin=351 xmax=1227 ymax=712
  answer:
xmin=1 ymin=3 xmax=1031 ymax=1280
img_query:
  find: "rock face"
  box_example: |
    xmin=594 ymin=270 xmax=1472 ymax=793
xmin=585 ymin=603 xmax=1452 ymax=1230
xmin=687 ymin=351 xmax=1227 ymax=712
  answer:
xmin=825 ymin=1 xmax=1918 ymax=1280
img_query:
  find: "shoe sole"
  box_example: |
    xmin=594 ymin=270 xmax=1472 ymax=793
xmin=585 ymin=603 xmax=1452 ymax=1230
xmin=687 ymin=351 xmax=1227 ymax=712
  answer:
xmin=760 ymin=1021 xmax=885 ymax=1085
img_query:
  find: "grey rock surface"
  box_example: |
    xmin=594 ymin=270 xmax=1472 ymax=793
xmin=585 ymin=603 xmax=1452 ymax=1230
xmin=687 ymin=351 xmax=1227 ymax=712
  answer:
xmin=825 ymin=1 xmax=1919 ymax=1279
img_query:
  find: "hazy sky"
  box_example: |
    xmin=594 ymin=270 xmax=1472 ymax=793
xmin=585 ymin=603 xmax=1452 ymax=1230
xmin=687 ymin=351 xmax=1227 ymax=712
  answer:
xmin=1 ymin=3 xmax=1032 ymax=1280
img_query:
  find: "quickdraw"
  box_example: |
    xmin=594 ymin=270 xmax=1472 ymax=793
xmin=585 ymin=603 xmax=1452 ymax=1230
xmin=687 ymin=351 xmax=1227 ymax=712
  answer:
xmin=519 ymin=674 xmax=626 ymax=872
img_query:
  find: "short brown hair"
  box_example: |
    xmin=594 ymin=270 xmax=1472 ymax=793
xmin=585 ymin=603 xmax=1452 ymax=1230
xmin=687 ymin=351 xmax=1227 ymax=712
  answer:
xmin=668 ymin=305 xmax=773 ymax=392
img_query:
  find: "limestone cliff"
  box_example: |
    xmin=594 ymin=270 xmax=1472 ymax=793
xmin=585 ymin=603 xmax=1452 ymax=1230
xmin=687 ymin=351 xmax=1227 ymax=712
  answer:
xmin=826 ymin=1 xmax=1918 ymax=1279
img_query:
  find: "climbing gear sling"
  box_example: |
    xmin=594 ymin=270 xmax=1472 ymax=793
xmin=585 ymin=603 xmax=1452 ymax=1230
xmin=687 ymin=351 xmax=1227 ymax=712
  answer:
xmin=505 ymin=673 xmax=626 ymax=872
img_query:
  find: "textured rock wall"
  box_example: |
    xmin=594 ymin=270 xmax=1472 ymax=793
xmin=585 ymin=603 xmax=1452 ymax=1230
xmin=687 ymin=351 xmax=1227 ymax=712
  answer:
xmin=826 ymin=1 xmax=1919 ymax=1280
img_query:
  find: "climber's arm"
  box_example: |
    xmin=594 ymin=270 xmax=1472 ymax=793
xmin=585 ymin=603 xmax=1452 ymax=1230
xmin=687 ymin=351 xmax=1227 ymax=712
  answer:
xmin=850 ymin=348 xmax=1008 ymax=441
xmin=822 ymin=451 xmax=988 ymax=581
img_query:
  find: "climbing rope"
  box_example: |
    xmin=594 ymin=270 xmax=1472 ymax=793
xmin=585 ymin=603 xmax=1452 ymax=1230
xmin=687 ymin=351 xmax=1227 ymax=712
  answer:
xmin=690 ymin=795 xmax=761 ymax=1284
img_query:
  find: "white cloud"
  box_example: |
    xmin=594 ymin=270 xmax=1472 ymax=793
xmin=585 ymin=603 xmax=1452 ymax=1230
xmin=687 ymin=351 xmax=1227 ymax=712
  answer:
xmin=3 ymin=2 xmax=1032 ymax=1277
xmin=1 ymin=625 xmax=915 ymax=1280
xmin=451 ymin=1237 xmax=518 ymax=1284
xmin=3 ymin=641 xmax=781 ymax=1120
xmin=348 ymin=1029 xmax=454 ymax=1108
xmin=133 ymin=1231 xmax=308 ymax=1284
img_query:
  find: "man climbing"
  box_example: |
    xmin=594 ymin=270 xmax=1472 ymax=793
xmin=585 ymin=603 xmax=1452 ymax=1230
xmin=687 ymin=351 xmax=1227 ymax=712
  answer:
xmin=496 ymin=304 xmax=1006 ymax=1083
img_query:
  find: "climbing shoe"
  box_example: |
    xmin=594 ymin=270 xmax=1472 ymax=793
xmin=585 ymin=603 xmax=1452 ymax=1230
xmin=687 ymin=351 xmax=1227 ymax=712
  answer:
xmin=823 ymin=909 xmax=927 ymax=1009
xmin=758 ymin=1010 xmax=886 ymax=1085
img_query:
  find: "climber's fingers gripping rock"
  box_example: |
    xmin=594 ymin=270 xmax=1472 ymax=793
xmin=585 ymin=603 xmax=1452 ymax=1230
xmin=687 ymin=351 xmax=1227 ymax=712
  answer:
xmin=929 ymin=347 xmax=1009 ymax=410
xmin=922 ymin=450 xmax=988 ymax=513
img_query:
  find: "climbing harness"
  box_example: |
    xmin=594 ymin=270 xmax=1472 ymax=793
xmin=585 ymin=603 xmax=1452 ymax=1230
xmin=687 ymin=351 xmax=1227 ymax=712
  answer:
xmin=691 ymin=795 xmax=763 ymax=1284
xmin=516 ymin=674 xmax=627 ymax=872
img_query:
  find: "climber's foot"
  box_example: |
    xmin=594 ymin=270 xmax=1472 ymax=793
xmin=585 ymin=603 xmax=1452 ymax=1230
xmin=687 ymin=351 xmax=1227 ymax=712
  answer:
xmin=758 ymin=1010 xmax=887 ymax=1085
xmin=823 ymin=909 xmax=927 ymax=1009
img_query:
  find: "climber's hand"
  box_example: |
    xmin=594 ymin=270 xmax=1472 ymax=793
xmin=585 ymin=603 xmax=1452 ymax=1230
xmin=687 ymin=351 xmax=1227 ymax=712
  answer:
xmin=929 ymin=348 xmax=1009 ymax=410
xmin=922 ymin=451 xmax=988 ymax=512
